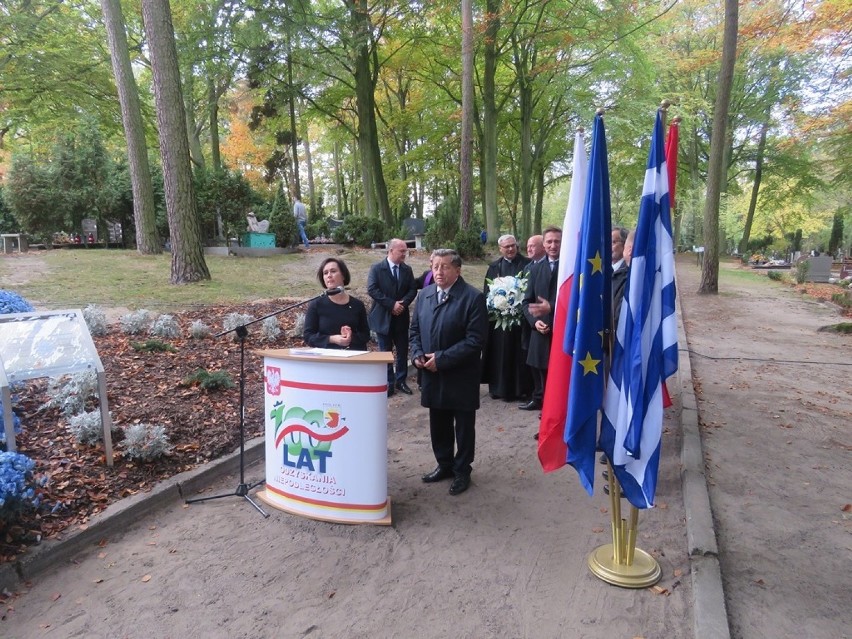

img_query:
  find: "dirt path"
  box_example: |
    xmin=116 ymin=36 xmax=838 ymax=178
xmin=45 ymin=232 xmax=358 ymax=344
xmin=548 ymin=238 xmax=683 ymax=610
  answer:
xmin=0 ymin=368 xmax=691 ymax=638
xmin=677 ymin=257 xmax=851 ymax=639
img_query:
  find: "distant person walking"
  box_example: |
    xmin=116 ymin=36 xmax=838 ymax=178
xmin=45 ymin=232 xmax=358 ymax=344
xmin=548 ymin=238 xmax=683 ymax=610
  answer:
xmin=293 ymin=197 xmax=310 ymax=248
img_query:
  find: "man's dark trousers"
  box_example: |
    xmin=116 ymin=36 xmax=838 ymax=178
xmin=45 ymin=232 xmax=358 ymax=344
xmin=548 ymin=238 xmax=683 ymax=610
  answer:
xmin=429 ymin=408 xmax=475 ymax=477
xmin=377 ymin=316 xmax=409 ymax=385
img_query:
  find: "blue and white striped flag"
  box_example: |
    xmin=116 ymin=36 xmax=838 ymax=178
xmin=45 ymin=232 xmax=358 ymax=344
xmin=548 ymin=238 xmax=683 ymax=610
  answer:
xmin=599 ymin=110 xmax=678 ymax=509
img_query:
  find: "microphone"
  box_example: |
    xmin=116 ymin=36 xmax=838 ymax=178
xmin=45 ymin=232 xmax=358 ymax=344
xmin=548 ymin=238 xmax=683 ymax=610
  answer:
xmin=324 ymin=286 xmax=345 ymax=296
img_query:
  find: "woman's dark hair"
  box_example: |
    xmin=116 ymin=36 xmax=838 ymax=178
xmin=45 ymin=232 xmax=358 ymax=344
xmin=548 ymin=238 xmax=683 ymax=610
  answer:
xmin=317 ymin=257 xmax=351 ymax=287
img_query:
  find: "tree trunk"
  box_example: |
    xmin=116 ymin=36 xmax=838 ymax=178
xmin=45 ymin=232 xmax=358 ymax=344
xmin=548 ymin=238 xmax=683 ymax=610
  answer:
xmin=738 ymin=117 xmax=769 ymax=255
xmin=349 ymin=0 xmax=392 ymax=226
xmin=183 ymin=71 xmax=206 ymax=169
xmin=460 ymin=0 xmax=474 ymax=229
xmin=208 ymin=75 xmax=221 ymax=171
xmin=100 ymin=0 xmax=161 ymax=254
xmin=287 ymin=44 xmax=301 ymax=200
xmin=141 ymin=0 xmax=210 ymax=284
xmin=699 ymin=0 xmax=738 ymax=294
xmin=481 ymin=0 xmax=500 ymax=241
xmin=303 ymin=128 xmax=316 ymax=215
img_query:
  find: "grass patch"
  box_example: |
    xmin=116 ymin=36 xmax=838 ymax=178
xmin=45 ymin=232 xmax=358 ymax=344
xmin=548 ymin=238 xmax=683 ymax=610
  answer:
xmin=817 ymin=322 xmax=852 ymax=334
xmin=0 ymin=247 xmax=486 ymax=311
xmin=181 ymin=368 xmax=236 ymax=390
xmin=131 ymin=339 xmax=177 ymax=353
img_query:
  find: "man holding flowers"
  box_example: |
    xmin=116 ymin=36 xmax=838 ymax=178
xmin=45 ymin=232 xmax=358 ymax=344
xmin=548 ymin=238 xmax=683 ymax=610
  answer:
xmin=481 ymin=234 xmax=532 ymax=401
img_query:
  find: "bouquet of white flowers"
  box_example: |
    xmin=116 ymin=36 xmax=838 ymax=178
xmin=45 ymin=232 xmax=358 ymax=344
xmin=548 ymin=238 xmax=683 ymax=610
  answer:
xmin=485 ymin=275 xmax=528 ymax=330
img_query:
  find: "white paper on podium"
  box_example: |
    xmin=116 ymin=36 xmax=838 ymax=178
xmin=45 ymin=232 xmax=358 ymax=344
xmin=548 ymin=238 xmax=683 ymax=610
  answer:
xmin=289 ymin=347 xmax=369 ymax=358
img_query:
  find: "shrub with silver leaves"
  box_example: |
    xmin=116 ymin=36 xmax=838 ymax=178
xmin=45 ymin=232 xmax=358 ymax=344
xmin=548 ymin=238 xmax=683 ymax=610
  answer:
xmin=43 ymin=371 xmax=98 ymax=416
xmin=150 ymin=314 xmax=181 ymax=338
xmin=223 ymin=312 xmax=254 ymax=341
xmin=189 ymin=320 xmax=212 ymax=339
xmin=123 ymin=423 xmax=172 ymax=461
xmin=120 ymin=309 xmax=153 ymax=335
xmin=290 ymin=312 xmax=306 ymax=339
xmin=83 ymin=304 xmax=109 ymax=336
xmin=261 ymin=316 xmax=281 ymax=341
xmin=68 ymin=410 xmax=106 ymax=445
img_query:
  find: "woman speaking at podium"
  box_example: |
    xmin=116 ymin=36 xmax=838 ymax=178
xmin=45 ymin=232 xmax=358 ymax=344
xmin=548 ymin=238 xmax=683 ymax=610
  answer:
xmin=303 ymin=257 xmax=370 ymax=351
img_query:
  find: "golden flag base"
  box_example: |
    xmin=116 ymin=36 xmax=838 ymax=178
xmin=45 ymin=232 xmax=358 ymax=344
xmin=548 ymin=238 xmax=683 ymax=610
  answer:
xmin=587 ymin=462 xmax=662 ymax=588
xmin=587 ymin=544 xmax=661 ymax=588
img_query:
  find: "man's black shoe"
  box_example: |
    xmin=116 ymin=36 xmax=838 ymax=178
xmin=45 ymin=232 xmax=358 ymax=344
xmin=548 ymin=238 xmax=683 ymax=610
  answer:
xmin=518 ymin=400 xmax=542 ymax=411
xmin=396 ymin=382 xmax=413 ymax=395
xmin=387 ymin=387 xmax=395 ymax=397
xmin=449 ymin=475 xmax=471 ymax=495
xmin=422 ymin=467 xmax=454 ymax=483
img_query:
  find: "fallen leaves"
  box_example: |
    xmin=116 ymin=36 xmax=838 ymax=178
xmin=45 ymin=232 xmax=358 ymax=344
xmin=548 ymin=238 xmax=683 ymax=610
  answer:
xmin=1 ymin=300 xmax=305 ymax=563
xmin=141 ymin=574 xmax=152 ymax=583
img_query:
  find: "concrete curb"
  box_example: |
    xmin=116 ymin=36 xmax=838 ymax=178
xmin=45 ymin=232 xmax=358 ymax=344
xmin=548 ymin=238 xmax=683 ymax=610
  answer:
xmin=676 ymin=294 xmax=731 ymax=639
xmin=0 ymin=436 xmax=266 ymax=592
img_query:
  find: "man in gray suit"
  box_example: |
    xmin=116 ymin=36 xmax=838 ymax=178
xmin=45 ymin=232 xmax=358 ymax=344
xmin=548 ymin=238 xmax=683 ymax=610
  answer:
xmin=368 ymin=238 xmax=417 ymax=396
xmin=410 ymin=249 xmax=488 ymax=496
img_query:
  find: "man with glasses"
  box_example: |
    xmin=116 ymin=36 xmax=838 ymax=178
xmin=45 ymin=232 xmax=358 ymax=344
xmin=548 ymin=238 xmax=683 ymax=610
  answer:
xmin=411 ymin=249 xmax=488 ymax=496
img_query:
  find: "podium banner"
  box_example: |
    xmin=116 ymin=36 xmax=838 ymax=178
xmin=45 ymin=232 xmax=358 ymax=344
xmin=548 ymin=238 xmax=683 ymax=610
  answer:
xmin=260 ymin=350 xmax=391 ymax=523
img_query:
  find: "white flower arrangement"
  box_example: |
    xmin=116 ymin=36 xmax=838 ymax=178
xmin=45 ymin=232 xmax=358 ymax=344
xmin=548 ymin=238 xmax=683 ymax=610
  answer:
xmin=485 ymin=275 xmax=528 ymax=330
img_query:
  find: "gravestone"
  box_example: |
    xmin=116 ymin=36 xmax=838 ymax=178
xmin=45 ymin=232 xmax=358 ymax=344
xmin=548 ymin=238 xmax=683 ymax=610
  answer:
xmin=82 ymin=218 xmax=98 ymax=244
xmin=402 ymin=217 xmax=425 ymax=241
xmin=805 ymin=255 xmax=832 ymax=283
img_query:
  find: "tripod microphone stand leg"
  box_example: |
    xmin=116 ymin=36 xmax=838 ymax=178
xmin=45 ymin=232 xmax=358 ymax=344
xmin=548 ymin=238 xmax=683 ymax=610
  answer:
xmin=185 ymin=325 xmax=269 ymax=518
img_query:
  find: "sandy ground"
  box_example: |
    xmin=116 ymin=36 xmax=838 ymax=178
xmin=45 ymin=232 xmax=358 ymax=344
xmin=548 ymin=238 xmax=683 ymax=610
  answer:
xmin=0 ymin=395 xmax=692 ymax=639
xmin=5 ymin=253 xmax=847 ymax=639
xmin=0 ymin=321 xmax=692 ymax=636
xmin=677 ymin=258 xmax=851 ymax=639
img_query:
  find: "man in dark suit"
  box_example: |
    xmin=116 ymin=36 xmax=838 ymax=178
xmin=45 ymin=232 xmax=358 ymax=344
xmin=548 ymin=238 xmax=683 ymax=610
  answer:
xmin=520 ymin=226 xmax=562 ymax=411
xmin=410 ymin=248 xmax=488 ymax=496
xmin=481 ymin=234 xmax=531 ymax=401
xmin=611 ymin=227 xmax=630 ymax=328
xmin=368 ymin=238 xmax=418 ymax=396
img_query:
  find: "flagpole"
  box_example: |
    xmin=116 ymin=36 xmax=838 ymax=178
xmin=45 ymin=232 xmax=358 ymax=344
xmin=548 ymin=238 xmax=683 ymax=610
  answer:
xmin=587 ymin=105 xmax=662 ymax=589
xmin=588 ymin=471 xmax=661 ymax=588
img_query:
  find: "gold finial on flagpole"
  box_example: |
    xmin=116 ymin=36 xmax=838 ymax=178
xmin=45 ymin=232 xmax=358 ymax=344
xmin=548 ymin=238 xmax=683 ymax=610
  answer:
xmin=596 ymin=107 xmax=606 ymax=116
xmin=576 ymin=126 xmax=584 ymax=133
xmin=672 ymin=116 xmax=682 ymax=124
xmin=660 ymin=99 xmax=671 ymax=111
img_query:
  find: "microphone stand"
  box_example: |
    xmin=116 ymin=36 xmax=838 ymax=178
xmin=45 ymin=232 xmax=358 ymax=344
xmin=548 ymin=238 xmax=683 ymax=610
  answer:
xmin=184 ymin=288 xmax=345 ymax=517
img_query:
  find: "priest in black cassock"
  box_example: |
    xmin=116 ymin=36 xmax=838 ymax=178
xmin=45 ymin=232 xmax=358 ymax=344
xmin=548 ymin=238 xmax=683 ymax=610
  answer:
xmin=481 ymin=234 xmax=532 ymax=401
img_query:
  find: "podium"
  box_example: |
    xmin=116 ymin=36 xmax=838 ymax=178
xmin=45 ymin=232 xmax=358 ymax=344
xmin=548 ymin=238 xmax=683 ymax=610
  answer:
xmin=255 ymin=348 xmax=394 ymax=524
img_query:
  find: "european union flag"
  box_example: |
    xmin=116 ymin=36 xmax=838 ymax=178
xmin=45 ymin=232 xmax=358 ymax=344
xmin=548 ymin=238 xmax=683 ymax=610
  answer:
xmin=564 ymin=113 xmax=612 ymax=495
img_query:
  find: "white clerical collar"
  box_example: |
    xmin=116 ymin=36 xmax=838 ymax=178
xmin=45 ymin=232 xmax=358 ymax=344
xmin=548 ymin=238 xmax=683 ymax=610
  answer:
xmin=612 ymin=258 xmax=624 ymax=271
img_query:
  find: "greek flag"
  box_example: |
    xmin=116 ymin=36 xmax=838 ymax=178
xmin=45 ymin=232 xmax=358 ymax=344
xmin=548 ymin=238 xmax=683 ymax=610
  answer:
xmin=599 ymin=111 xmax=678 ymax=509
